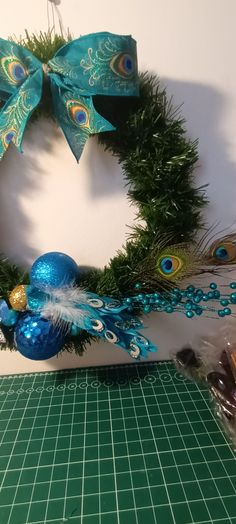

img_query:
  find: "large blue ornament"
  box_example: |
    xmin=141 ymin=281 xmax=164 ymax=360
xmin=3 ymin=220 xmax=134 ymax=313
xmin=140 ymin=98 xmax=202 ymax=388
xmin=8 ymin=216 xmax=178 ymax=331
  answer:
xmin=14 ymin=313 xmax=66 ymax=360
xmin=30 ymin=252 xmax=79 ymax=289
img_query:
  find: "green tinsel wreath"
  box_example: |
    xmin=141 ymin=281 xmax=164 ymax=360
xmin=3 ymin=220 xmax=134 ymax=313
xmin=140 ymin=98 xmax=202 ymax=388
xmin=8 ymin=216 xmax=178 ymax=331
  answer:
xmin=0 ymin=33 xmax=207 ymax=354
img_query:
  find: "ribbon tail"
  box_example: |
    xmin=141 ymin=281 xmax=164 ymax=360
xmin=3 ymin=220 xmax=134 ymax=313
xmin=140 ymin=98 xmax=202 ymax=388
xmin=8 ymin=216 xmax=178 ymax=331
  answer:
xmin=50 ymin=76 xmax=115 ymax=162
xmin=0 ymin=69 xmax=43 ymax=160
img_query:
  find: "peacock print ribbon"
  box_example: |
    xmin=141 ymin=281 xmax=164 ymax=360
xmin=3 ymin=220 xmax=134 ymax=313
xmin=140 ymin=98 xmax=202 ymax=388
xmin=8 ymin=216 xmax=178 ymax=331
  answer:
xmin=0 ymin=32 xmax=138 ymax=161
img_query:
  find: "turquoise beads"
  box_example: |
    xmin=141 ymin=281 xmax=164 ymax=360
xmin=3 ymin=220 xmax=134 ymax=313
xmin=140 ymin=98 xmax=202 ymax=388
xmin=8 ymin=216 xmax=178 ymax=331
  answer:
xmin=125 ymin=282 xmax=236 ymax=319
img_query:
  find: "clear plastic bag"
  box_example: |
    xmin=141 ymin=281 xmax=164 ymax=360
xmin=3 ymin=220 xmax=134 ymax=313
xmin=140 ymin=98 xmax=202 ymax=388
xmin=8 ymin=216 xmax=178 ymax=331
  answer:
xmin=173 ymin=322 xmax=236 ymax=449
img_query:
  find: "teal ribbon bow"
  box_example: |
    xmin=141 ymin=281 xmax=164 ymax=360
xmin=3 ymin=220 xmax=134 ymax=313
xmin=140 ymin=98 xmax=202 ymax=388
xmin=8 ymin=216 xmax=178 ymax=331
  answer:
xmin=0 ymin=32 xmax=138 ymax=161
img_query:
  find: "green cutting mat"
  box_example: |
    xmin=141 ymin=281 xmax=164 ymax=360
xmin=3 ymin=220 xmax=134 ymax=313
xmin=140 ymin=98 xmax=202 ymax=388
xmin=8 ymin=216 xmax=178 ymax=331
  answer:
xmin=0 ymin=361 xmax=235 ymax=524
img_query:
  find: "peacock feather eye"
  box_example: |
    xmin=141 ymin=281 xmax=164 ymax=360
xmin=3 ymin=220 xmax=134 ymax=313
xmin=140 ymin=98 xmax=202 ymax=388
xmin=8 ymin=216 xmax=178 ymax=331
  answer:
xmin=110 ymin=53 xmax=136 ymax=78
xmin=206 ymin=233 xmax=236 ymax=265
xmin=157 ymin=254 xmax=183 ymax=279
xmin=214 ymin=246 xmax=230 ymax=261
xmin=66 ymin=100 xmax=90 ymax=128
xmin=1 ymin=56 xmax=28 ymax=85
xmin=211 ymin=241 xmax=236 ymax=263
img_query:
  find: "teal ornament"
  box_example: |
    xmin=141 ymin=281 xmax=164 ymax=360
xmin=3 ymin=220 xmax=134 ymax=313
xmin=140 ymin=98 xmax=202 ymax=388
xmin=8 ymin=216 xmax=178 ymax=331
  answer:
xmin=26 ymin=285 xmax=47 ymax=310
xmin=14 ymin=313 xmax=65 ymax=360
xmin=30 ymin=252 xmax=79 ymax=289
xmin=0 ymin=299 xmax=18 ymax=326
xmin=0 ymin=32 xmax=139 ymax=161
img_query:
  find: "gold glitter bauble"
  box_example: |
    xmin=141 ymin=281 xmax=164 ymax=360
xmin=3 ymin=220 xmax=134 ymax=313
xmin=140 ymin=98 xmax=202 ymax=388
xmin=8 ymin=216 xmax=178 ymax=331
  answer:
xmin=9 ymin=285 xmax=27 ymax=311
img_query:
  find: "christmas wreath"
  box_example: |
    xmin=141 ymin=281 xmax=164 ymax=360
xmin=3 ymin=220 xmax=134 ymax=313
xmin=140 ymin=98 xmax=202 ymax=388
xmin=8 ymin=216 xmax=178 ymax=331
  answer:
xmin=0 ymin=31 xmax=235 ymax=361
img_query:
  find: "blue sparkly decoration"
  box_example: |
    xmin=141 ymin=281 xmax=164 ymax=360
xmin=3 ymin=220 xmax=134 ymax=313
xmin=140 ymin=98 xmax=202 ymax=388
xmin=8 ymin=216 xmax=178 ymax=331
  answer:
xmin=14 ymin=313 xmax=66 ymax=360
xmin=0 ymin=300 xmax=18 ymax=326
xmin=30 ymin=252 xmax=79 ymax=289
xmin=26 ymin=286 xmax=48 ymax=310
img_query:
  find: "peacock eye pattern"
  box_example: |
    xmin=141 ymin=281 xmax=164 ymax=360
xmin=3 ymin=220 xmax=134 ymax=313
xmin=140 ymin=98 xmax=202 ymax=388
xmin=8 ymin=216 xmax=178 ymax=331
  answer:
xmin=66 ymin=99 xmax=90 ymax=128
xmin=1 ymin=56 xmax=28 ymax=85
xmin=110 ymin=52 xmax=136 ymax=78
xmin=2 ymin=128 xmax=15 ymax=148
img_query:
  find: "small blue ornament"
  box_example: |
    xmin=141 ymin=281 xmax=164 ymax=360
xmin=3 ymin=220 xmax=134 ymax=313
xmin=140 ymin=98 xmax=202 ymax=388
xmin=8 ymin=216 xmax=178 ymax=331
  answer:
xmin=26 ymin=286 xmax=47 ymax=311
xmin=30 ymin=252 xmax=79 ymax=289
xmin=0 ymin=300 xmax=18 ymax=326
xmin=14 ymin=313 xmax=66 ymax=360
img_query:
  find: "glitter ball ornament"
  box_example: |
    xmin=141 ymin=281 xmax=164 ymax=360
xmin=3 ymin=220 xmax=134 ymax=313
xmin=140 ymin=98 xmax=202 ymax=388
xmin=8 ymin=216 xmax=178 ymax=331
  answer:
xmin=0 ymin=300 xmax=18 ymax=326
xmin=30 ymin=252 xmax=79 ymax=289
xmin=26 ymin=286 xmax=47 ymax=311
xmin=9 ymin=285 xmax=27 ymax=311
xmin=14 ymin=313 xmax=66 ymax=360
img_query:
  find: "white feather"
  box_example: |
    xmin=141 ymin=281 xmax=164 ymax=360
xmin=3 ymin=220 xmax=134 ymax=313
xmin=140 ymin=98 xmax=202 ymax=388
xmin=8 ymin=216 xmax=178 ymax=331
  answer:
xmin=39 ymin=286 xmax=93 ymax=329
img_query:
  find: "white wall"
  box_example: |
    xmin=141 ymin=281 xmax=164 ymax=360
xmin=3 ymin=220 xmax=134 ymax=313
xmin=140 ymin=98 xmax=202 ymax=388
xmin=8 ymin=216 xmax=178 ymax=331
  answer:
xmin=0 ymin=0 xmax=236 ymax=374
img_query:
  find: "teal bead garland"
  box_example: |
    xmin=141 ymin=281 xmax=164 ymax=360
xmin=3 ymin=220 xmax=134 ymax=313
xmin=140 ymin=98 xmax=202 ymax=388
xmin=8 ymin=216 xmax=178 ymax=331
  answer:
xmin=126 ymin=280 xmax=236 ymax=319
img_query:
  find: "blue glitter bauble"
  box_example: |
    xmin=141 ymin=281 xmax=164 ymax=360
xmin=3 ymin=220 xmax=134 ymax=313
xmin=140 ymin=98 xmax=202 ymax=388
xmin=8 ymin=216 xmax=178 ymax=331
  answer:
xmin=15 ymin=313 xmax=66 ymax=360
xmin=0 ymin=300 xmax=18 ymax=326
xmin=26 ymin=286 xmax=47 ymax=311
xmin=30 ymin=252 xmax=79 ymax=289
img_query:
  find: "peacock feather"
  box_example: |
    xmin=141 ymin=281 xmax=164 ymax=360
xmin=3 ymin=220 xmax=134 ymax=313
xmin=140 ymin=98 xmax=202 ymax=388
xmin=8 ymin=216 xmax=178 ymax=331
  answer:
xmin=121 ymin=236 xmax=204 ymax=294
xmin=143 ymin=229 xmax=236 ymax=289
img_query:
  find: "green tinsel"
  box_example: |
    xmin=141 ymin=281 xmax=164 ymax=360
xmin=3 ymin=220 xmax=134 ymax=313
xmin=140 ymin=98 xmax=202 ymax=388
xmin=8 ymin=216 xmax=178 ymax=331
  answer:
xmin=0 ymin=34 xmax=207 ymax=354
